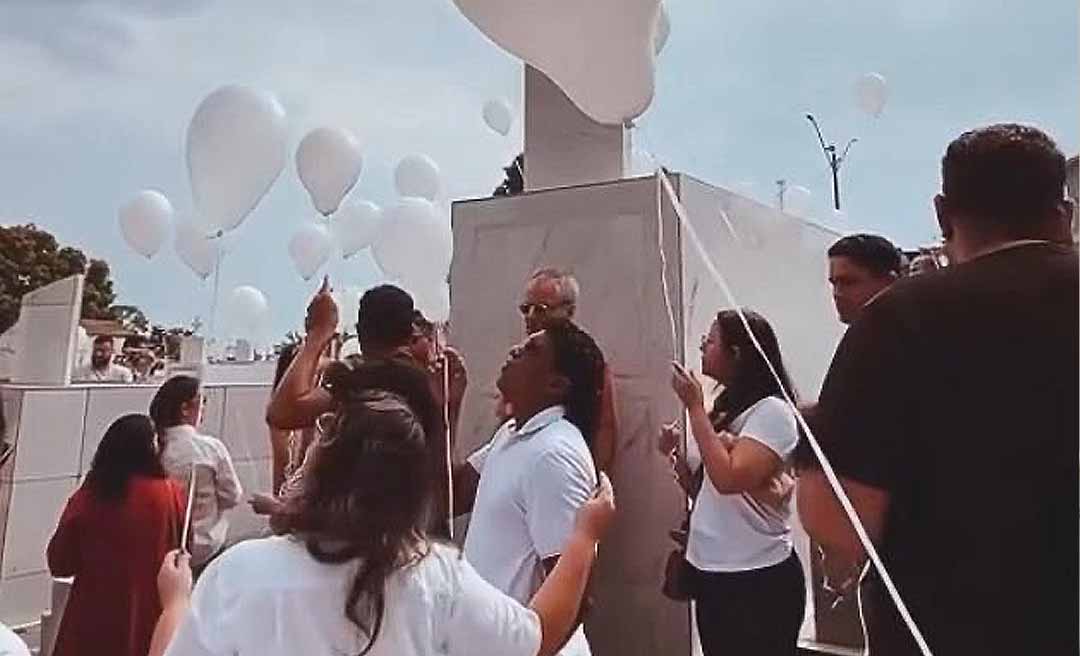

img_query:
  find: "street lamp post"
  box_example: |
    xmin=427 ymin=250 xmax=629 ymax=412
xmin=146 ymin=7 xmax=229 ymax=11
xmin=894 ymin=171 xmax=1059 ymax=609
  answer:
xmin=806 ymin=114 xmax=857 ymax=211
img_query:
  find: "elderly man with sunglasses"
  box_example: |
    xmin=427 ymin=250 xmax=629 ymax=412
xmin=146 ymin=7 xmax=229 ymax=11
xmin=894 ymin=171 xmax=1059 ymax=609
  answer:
xmin=499 ymin=268 xmax=618 ymax=475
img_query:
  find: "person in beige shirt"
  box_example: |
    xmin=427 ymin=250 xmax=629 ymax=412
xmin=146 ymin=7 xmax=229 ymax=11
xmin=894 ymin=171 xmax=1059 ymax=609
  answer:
xmin=150 ymin=375 xmax=242 ymax=571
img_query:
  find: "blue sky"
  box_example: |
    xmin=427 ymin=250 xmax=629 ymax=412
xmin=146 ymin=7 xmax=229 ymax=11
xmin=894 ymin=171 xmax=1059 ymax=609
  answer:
xmin=0 ymin=0 xmax=1076 ymax=340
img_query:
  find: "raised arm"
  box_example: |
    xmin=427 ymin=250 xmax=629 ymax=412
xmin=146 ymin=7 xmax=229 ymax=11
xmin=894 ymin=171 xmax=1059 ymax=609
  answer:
xmin=671 ymin=363 xmax=781 ymax=494
xmin=266 ymin=278 xmax=337 ymax=430
xmin=528 ymin=474 xmax=614 ymax=656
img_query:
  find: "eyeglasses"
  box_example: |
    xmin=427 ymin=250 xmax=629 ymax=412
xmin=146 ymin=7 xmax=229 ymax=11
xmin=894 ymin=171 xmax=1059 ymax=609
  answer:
xmin=518 ymin=302 xmax=571 ymax=317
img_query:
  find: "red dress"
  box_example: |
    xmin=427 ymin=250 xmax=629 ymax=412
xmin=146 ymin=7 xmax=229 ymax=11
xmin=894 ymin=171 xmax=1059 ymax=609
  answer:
xmin=47 ymin=476 xmax=185 ymax=656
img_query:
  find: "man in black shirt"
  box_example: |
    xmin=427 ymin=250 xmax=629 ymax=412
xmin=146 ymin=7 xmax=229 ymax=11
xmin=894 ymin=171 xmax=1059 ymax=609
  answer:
xmin=267 ymin=282 xmax=458 ymax=539
xmin=827 ymin=234 xmax=903 ymax=325
xmin=798 ymin=124 xmax=1078 ymax=655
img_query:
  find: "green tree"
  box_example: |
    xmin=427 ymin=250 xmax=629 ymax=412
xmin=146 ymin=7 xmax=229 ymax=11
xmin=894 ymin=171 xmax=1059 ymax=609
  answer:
xmin=110 ymin=304 xmax=149 ymax=332
xmin=0 ymin=223 xmax=126 ymax=334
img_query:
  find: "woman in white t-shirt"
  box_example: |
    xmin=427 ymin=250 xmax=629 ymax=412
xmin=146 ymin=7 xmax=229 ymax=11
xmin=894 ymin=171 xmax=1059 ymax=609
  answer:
xmin=151 ymin=389 xmax=615 ymax=656
xmin=663 ymin=309 xmax=805 ymax=656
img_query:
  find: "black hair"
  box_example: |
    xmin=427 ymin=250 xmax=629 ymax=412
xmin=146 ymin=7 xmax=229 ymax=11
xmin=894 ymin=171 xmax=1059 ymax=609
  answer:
xmin=545 ymin=321 xmax=606 ymax=449
xmin=709 ymin=310 xmax=798 ymax=430
xmin=412 ymin=311 xmax=435 ymax=339
xmin=357 ymin=285 xmax=416 ymax=351
xmin=92 ymin=335 xmax=113 ymax=347
xmin=827 ymin=234 xmax=903 ymax=278
xmin=323 ymin=355 xmax=447 ymax=535
xmin=148 ymin=376 xmax=201 ymax=433
xmin=280 ymin=391 xmax=430 ymax=655
xmin=942 ymin=123 xmax=1066 ymax=233
xmin=84 ymin=414 xmax=167 ymax=501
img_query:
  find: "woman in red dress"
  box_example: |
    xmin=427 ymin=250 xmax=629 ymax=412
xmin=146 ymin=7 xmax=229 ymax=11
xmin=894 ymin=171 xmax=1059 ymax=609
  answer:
xmin=47 ymin=414 xmax=185 ymax=656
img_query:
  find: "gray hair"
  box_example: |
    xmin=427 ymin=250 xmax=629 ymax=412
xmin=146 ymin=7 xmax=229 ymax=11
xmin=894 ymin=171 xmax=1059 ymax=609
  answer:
xmin=529 ymin=267 xmax=580 ymax=306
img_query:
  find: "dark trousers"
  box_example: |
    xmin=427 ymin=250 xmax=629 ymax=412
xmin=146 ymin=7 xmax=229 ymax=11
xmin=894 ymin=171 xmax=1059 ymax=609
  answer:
xmin=693 ymin=550 xmax=806 ymax=656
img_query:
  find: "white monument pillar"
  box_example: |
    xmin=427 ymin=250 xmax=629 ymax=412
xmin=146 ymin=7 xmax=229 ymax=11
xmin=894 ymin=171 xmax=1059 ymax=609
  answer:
xmin=9 ymin=275 xmax=84 ymax=386
xmin=524 ymin=65 xmax=631 ymax=191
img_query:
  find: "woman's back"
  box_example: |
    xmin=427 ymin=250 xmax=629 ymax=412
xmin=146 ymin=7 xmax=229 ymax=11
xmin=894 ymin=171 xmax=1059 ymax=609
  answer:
xmin=160 ymin=425 xmax=243 ymax=565
xmin=48 ymin=476 xmax=184 ymax=656
xmin=165 ymin=538 xmax=541 ymax=656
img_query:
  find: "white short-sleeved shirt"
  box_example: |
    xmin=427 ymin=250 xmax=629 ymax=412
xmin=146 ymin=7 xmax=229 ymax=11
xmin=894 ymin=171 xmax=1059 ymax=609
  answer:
xmin=160 ymin=425 xmax=243 ymax=566
xmin=74 ymin=363 xmax=134 ymax=383
xmin=686 ymin=396 xmax=799 ymax=572
xmin=0 ymin=624 xmax=31 ymax=656
xmin=464 ymin=405 xmax=596 ymax=656
xmin=164 ymin=537 xmax=541 ymax=656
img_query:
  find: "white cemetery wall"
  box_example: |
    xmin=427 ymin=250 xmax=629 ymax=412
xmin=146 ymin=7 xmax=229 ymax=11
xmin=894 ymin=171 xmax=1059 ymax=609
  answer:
xmin=0 ymin=382 xmax=273 ymax=627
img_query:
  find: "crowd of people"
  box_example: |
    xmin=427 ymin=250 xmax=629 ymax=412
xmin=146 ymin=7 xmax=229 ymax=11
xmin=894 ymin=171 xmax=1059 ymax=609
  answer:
xmin=72 ymin=334 xmax=167 ymax=384
xmin=29 ymin=122 xmax=1078 ymax=656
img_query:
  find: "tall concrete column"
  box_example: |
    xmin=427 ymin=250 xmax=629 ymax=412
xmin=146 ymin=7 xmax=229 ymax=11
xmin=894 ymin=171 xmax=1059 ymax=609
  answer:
xmin=524 ymin=65 xmax=630 ymax=191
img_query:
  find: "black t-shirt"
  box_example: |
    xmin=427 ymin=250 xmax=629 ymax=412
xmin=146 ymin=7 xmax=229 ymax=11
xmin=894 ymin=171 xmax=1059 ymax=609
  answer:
xmin=324 ymin=352 xmax=451 ymax=539
xmin=812 ymin=242 xmax=1078 ymax=656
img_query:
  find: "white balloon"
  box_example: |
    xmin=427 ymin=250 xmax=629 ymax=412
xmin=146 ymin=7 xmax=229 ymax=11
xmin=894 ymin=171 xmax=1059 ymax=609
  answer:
xmin=288 ymin=223 xmax=333 ymax=281
xmin=854 ymin=73 xmax=889 ymax=118
xmin=174 ymin=221 xmax=222 ymax=280
xmin=409 ymin=279 xmax=451 ymax=324
xmin=394 ymin=155 xmax=442 ymax=201
xmin=186 ymin=85 xmax=288 ymax=232
xmin=785 ymin=185 xmax=813 ymax=218
xmin=333 ymin=285 xmax=364 ymax=334
xmin=296 ymin=127 xmax=364 ymax=216
xmin=654 ymin=5 xmax=670 ymax=55
xmin=227 ymin=286 xmax=269 ymax=337
xmin=372 ymin=198 xmax=453 ymax=284
xmin=332 ymin=200 xmax=383 ymax=258
xmin=452 ymin=0 xmax=660 ymax=125
xmin=118 ymin=190 xmax=173 ymax=259
xmin=482 ymin=99 xmax=513 ymax=136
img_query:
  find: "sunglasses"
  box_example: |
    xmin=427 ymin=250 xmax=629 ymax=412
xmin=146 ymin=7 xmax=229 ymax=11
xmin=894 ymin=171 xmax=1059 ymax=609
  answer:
xmin=518 ymin=302 xmax=570 ymax=317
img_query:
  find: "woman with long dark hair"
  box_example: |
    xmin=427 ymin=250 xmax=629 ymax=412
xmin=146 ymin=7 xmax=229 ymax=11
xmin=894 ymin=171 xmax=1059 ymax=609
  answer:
xmin=155 ymin=390 xmax=615 ymax=656
xmin=150 ymin=375 xmax=242 ymax=572
xmin=47 ymin=414 xmax=184 ymax=656
xmin=662 ymin=309 xmax=806 ymax=655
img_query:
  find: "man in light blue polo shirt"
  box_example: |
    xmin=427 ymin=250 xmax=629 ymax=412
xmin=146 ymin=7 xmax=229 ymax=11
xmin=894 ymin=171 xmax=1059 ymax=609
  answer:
xmin=455 ymin=321 xmax=606 ymax=656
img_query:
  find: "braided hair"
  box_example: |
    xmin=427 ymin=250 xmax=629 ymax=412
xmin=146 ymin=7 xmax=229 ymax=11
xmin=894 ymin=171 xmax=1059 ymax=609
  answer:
xmin=545 ymin=320 xmax=606 ymax=449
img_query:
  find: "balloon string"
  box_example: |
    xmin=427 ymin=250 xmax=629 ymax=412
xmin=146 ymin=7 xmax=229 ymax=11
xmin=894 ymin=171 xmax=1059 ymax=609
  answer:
xmin=643 ymin=153 xmax=933 ymax=656
xmin=514 ymin=158 xmax=525 ymax=189
xmin=435 ymin=324 xmax=454 ymax=541
xmin=208 ymin=240 xmax=224 ymax=346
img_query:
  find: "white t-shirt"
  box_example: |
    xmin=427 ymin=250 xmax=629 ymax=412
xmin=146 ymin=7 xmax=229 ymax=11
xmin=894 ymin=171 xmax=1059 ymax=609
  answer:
xmin=160 ymin=425 xmax=243 ymax=566
xmin=686 ymin=396 xmax=799 ymax=572
xmin=464 ymin=405 xmax=596 ymax=656
xmin=0 ymin=624 xmax=31 ymax=656
xmin=164 ymin=537 xmax=541 ymax=656
xmin=74 ymin=363 xmax=134 ymax=383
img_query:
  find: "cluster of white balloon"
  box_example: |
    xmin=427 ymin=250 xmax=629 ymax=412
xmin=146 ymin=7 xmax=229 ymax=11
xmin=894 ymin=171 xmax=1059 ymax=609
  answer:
xmin=116 ymin=83 xmax=462 ymax=343
xmin=292 ymin=142 xmax=454 ymax=324
xmin=117 ymin=85 xmax=287 ymax=344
